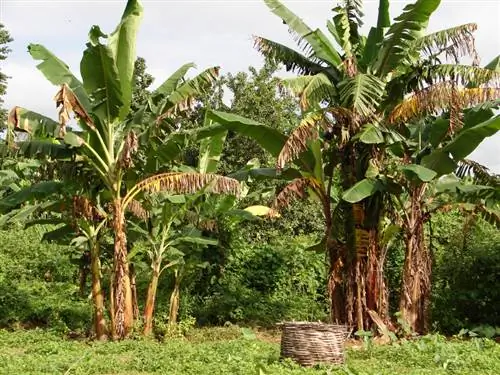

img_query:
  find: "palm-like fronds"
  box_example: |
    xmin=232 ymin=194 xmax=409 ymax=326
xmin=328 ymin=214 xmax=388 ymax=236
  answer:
xmin=263 ymin=0 xmax=342 ymax=67
xmin=272 ymin=177 xmax=324 ymax=210
xmin=412 ymin=23 xmax=479 ymax=64
xmin=277 ymin=113 xmax=322 ymax=170
xmin=253 ymin=36 xmax=326 ymax=75
xmin=422 ymin=65 xmax=500 ymax=87
xmin=456 ymin=159 xmax=499 ymax=187
xmin=156 ymin=67 xmax=219 ymax=122
xmin=374 ymin=0 xmax=441 ymax=76
xmin=339 ymin=74 xmax=385 ymax=118
xmin=388 ymin=83 xmax=500 ymax=124
xmin=280 ymin=73 xmax=336 ymax=110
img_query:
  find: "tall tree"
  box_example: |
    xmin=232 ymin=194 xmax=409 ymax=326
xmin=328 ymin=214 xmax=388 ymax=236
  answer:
xmin=0 ymin=23 xmax=13 ymax=125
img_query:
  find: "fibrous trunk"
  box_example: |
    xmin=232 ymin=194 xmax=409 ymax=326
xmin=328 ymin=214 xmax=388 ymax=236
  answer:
xmin=169 ymin=271 xmax=181 ymax=325
xmin=143 ymin=264 xmax=160 ymax=336
xmin=112 ymin=198 xmax=134 ymax=339
xmin=130 ymin=263 xmax=139 ymax=320
xmin=330 ymin=149 xmax=388 ymax=332
xmin=90 ymin=242 xmax=107 ymax=340
xmin=399 ymin=186 xmax=431 ymax=334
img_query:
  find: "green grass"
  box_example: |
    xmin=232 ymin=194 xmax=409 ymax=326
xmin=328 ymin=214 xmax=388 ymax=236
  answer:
xmin=0 ymin=328 xmax=499 ymax=375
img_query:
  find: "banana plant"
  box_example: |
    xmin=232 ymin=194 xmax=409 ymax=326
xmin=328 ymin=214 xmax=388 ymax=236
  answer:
xmin=3 ymin=0 xmax=228 ymax=339
xmin=128 ymin=194 xmax=216 ymax=335
xmin=343 ymin=101 xmax=500 ymax=332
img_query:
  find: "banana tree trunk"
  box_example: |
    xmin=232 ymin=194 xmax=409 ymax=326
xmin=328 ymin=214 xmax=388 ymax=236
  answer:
xmin=169 ymin=270 xmax=181 ymax=325
xmin=90 ymin=242 xmax=107 ymax=340
xmin=399 ymin=186 xmax=431 ymax=334
xmin=130 ymin=263 xmax=139 ymax=320
xmin=344 ymin=204 xmax=388 ymax=332
xmin=143 ymin=263 xmax=160 ymax=336
xmin=328 ymin=238 xmax=346 ymax=324
xmin=366 ymin=228 xmax=389 ymax=322
xmin=112 ymin=198 xmax=134 ymax=339
xmin=79 ymin=251 xmax=90 ymax=297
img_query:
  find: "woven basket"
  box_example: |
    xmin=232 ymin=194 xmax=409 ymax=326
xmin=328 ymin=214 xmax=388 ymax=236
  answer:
xmin=280 ymin=322 xmax=349 ymax=366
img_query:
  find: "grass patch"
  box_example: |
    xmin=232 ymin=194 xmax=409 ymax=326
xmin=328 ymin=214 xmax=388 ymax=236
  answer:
xmin=0 ymin=328 xmax=498 ymax=374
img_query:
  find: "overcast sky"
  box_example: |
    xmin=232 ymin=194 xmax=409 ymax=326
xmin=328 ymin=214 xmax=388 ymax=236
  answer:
xmin=1 ymin=0 xmax=499 ymax=171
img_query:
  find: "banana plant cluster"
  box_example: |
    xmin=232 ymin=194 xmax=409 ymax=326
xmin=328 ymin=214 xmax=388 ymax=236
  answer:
xmin=0 ymin=0 xmax=243 ymax=340
xmin=203 ymin=0 xmax=500 ymax=333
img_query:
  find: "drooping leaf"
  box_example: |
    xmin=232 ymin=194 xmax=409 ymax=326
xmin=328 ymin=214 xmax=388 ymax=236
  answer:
xmin=273 ymin=177 xmax=324 ymax=209
xmin=156 ymin=67 xmax=219 ymax=120
xmin=174 ymin=235 xmax=218 ymax=246
xmin=253 ymin=36 xmax=327 ymax=75
xmin=444 ymin=115 xmax=500 ymax=160
xmin=28 ymin=44 xmax=91 ymax=111
xmin=412 ymin=23 xmax=478 ymax=63
xmin=206 ymin=110 xmax=287 ymax=157
xmin=342 ymin=178 xmax=384 ymax=203
xmin=388 ymin=84 xmax=500 ymax=125
xmin=152 ymin=63 xmax=196 ymax=98
xmin=356 ymin=123 xmax=384 ymax=144
xmin=277 ymin=112 xmax=320 ymax=169
xmin=0 ymin=181 xmax=64 ymax=209
xmin=263 ymin=0 xmax=342 ymax=67
xmin=126 ymin=172 xmax=241 ymax=207
xmin=400 ymin=164 xmax=437 ymax=182
xmin=421 ymin=149 xmax=457 ymax=176
xmin=281 ymin=74 xmax=336 ymax=110
xmin=7 ymin=106 xmax=62 ymax=138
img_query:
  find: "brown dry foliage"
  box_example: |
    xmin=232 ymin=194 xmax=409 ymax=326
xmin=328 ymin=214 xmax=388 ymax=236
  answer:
xmin=119 ymin=131 xmax=139 ymax=169
xmin=127 ymin=199 xmax=148 ymax=220
xmin=135 ymin=172 xmax=241 ymax=197
xmin=53 ymin=84 xmax=94 ymax=135
xmin=388 ymin=83 xmax=500 ymax=124
xmin=277 ymin=115 xmax=320 ymax=170
xmin=72 ymin=195 xmax=105 ymax=223
xmin=272 ymin=177 xmax=323 ymax=210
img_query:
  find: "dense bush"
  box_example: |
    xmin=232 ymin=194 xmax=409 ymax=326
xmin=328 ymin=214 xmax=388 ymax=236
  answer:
xmin=0 ymin=226 xmax=91 ymax=331
xmin=183 ymin=236 xmax=328 ymax=326
xmin=431 ymin=212 xmax=500 ymax=334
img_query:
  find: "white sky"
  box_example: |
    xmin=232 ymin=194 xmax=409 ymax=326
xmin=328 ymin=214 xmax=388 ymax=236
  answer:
xmin=1 ymin=0 xmax=499 ymax=171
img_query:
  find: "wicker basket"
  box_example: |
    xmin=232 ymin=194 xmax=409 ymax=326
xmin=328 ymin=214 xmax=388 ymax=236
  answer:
xmin=280 ymin=322 xmax=349 ymax=366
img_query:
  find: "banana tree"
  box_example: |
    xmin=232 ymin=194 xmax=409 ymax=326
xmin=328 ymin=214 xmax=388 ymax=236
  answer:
xmin=5 ymin=0 xmax=224 ymax=338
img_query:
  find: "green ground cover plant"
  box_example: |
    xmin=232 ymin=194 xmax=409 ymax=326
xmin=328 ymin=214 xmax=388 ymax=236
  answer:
xmin=1 ymin=328 xmax=499 ymax=375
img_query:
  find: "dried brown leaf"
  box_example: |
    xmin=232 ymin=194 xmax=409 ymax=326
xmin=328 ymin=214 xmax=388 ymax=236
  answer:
xmin=272 ymin=177 xmax=323 ymax=210
xmin=119 ymin=131 xmax=139 ymax=169
xmin=388 ymin=83 xmax=500 ymax=124
xmin=127 ymin=199 xmax=148 ymax=220
xmin=53 ymin=84 xmax=94 ymax=135
xmin=277 ymin=115 xmax=321 ymax=170
xmin=135 ymin=172 xmax=241 ymax=197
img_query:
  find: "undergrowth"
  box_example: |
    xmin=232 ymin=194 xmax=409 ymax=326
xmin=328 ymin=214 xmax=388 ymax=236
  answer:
xmin=0 ymin=328 xmax=498 ymax=375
